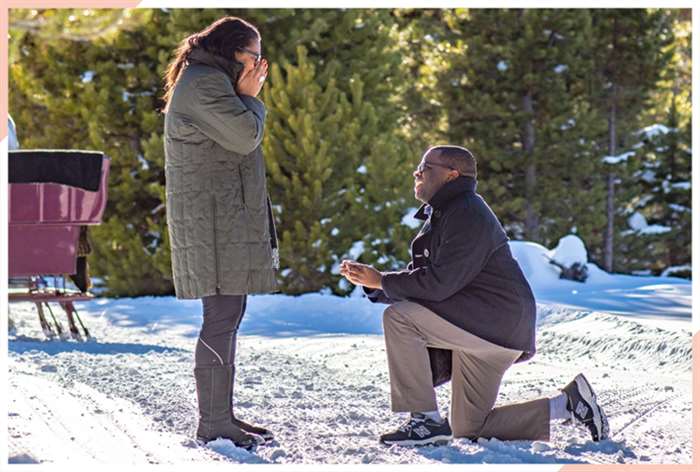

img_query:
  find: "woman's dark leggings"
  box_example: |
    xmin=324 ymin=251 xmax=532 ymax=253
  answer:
xmin=195 ymin=294 xmax=247 ymax=367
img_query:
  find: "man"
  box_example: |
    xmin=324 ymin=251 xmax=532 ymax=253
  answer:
xmin=340 ymin=145 xmax=609 ymax=446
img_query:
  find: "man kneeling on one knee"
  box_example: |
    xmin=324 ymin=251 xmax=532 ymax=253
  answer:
xmin=340 ymin=145 xmax=609 ymax=446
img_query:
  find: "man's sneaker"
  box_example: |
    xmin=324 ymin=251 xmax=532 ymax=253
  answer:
xmin=562 ymin=373 xmax=610 ymax=441
xmin=379 ymin=413 xmax=452 ymax=447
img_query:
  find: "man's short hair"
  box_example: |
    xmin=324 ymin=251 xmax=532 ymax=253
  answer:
xmin=428 ymin=145 xmax=477 ymax=178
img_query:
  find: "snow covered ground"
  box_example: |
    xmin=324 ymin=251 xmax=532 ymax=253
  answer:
xmin=5 ymin=239 xmax=694 ymax=465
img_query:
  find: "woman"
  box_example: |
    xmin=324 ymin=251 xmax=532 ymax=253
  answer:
xmin=162 ymin=16 xmax=278 ymax=450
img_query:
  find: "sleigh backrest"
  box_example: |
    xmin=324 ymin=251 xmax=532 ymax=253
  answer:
xmin=8 ymin=150 xmax=110 ymax=276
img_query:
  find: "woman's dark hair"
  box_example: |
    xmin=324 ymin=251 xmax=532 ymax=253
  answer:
xmin=162 ymin=16 xmax=259 ymax=112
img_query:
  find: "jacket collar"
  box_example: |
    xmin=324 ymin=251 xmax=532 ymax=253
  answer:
xmin=187 ymin=47 xmax=243 ymax=83
xmin=413 ymin=176 xmax=477 ymax=221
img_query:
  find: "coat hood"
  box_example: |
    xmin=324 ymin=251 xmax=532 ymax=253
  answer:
xmin=187 ymin=47 xmax=244 ymax=84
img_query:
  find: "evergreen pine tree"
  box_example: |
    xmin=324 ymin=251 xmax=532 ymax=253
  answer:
xmin=263 ymin=46 xmax=414 ymax=295
xmin=435 ymin=9 xmax=608 ymax=252
xmin=10 ymin=8 xmax=685 ymax=295
xmin=615 ymin=98 xmax=691 ymax=276
xmin=10 ymin=9 xmax=174 ymax=296
xmin=588 ymin=9 xmax=674 ymax=271
xmin=10 ymin=9 xmax=415 ymax=296
xmin=630 ymin=11 xmax=692 ymax=277
xmin=391 ymin=9 xmax=461 ymax=145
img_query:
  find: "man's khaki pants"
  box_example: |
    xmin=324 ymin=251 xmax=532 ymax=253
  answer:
xmin=383 ymin=301 xmax=550 ymax=441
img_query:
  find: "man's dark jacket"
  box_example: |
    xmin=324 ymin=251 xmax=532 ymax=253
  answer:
xmin=365 ymin=176 xmax=537 ymax=383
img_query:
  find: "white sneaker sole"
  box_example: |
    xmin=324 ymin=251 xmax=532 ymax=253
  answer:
xmin=381 ymin=434 xmax=453 ymax=447
xmin=575 ymin=374 xmax=609 ymax=441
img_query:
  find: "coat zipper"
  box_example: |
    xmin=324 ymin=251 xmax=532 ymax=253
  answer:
xmin=237 ymin=166 xmax=246 ymax=205
xmin=211 ymin=195 xmax=221 ymax=290
xmin=237 ymin=165 xmax=248 ymax=291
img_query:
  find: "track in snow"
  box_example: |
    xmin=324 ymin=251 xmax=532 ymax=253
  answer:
xmin=7 ymin=300 xmax=692 ymax=464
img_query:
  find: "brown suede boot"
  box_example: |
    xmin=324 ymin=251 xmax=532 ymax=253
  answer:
xmin=228 ymin=364 xmax=274 ymax=442
xmin=194 ymin=364 xmax=260 ymax=450
xmin=232 ymin=416 xmax=274 ymax=442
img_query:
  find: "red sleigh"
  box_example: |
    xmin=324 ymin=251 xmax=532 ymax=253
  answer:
xmin=8 ymin=150 xmax=110 ymax=340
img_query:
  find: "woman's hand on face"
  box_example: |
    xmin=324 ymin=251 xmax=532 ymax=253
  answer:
xmin=236 ymin=58 xmax=268 ymax=97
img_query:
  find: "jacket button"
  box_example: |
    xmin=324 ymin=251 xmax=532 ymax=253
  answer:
xmin=424 ymin=248 xmax=430 ymax=257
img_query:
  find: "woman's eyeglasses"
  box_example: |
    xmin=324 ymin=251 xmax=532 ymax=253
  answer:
xmin=238 ymin=47 xmax=262 ymax=65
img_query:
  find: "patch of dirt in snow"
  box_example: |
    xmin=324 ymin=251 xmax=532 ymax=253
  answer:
xmin=6 ymin=301 xmax=692 ymax=464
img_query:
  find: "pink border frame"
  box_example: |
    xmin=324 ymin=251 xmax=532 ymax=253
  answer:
xmin=1 ymin=3 xmax=696 ymax=469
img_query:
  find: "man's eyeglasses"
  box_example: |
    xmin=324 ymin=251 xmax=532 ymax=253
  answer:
xmin=415 ymin=160 xmax=458 ymax=175
xmin=238 ymin=47 xmax=262 ymax=65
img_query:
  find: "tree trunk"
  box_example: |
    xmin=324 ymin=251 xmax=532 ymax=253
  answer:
xmin=667 ymin=93 xmax=679 ymax=267
xmin=669 ymin=93 xmax=678 ymax=179
xmin=523 ymin=92 xmax=539 ymax=241
xmin=604 ymin=91 xmax=617 ymax=272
